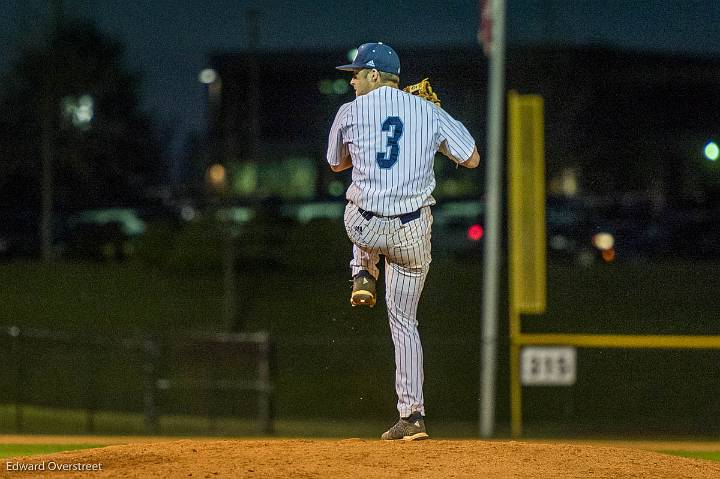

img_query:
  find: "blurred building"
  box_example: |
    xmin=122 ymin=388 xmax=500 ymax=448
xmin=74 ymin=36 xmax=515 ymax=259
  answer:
xmin=202 ymin=45 xmax=720 ymax=205
xmin=201 ymin=46 xmax=485 ymax=200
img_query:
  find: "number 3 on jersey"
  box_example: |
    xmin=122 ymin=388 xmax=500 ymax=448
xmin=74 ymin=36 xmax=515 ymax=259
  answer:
xmin=376 ymin=116 xmax=404 ymax=169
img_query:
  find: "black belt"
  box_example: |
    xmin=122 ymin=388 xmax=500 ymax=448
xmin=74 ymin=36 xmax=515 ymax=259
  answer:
xmin=357 ymin=207 xmax=421 ymax=224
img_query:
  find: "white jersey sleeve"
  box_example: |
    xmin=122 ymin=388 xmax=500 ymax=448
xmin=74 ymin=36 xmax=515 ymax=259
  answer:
xmin=326 ymin=102 xmax=352 ymax=167
xmin=435 ymin=107 xmax=476 ymax=164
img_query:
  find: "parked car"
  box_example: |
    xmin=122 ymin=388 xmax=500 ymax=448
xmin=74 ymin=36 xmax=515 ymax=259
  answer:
xmin=63 ymin=208 xmax=146 ymax=261
xmin=432 ymin=200 xmax=486 ymax=259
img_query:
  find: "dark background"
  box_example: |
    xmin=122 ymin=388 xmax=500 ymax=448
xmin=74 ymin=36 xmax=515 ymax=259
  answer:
xmin=1 ymin=1 xmax=719 ymax=437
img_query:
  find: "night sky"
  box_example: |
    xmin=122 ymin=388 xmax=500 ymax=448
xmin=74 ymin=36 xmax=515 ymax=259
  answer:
xmin=2 ymin=0 xmax=719 ymax=179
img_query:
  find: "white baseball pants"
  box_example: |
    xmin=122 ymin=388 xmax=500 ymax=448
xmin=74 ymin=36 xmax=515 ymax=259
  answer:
xmin=344 ymin=201 xmax=433 ymax=418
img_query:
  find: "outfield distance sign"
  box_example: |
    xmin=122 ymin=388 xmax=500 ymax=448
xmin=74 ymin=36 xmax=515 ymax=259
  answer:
xmin=521 ymin=346 xmax=576 ymax=386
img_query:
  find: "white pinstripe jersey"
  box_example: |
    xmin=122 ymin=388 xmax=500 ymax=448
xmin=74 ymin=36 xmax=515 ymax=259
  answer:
xmin=327 ymin=86 xmax=476 ymax=216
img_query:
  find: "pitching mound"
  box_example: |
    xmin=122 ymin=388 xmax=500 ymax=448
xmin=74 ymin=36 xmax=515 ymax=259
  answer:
xmin=3 ymin=439 xmax=720 ymax=478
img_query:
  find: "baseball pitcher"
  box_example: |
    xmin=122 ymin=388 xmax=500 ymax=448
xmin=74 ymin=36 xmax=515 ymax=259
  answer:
xmin=326 ymin=42 xmax=480 ymax=440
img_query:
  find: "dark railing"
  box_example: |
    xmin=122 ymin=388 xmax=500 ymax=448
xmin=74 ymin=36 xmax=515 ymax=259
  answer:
xmin=1 ymin=326 xmax=275 ymax=435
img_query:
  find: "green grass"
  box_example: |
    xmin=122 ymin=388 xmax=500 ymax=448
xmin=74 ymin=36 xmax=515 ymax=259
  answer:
xmin=0 ymin=444 xmax=102 ymax=458
xmin=0 ymin=403 xmax=485 ymax=439
xmin=2 ymin=259 xmax=720 ymax=433
xmin=0 ymin=404 xmax=261 ymax=436
xmin=662 ymin=451 xmax=720 ymax=462
xmin=0 ymin=261 xmax=226 ymax=332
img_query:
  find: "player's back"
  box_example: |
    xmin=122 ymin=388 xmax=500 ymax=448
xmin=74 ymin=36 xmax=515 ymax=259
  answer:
xmin=344 ymin=86 xmax=440 ymax=216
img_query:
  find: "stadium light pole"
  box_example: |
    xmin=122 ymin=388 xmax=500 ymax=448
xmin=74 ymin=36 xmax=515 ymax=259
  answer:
xmin=479 ymin=0 xmax=506 ymax=438
xmin=40 ymin=0 xmax=64 ymax=262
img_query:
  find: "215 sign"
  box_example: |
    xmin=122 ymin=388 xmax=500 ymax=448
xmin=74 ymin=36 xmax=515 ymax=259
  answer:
xmin=521 ymin=346 xmax=577 ymax=386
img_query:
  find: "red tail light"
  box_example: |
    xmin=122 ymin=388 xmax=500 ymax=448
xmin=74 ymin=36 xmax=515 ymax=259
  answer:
xmin=468 ymin=224 xmax=484 ymax=241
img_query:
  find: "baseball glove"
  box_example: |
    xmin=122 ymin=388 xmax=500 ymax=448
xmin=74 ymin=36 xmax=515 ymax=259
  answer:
xmin=403 ymin=78 xmax=441 ymax=108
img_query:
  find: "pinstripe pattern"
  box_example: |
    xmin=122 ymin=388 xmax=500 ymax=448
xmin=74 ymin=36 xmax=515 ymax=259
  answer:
xmin=328 ymin=87 xmax=475 ymax=216
xmin=344 ymin=202 xmax=431 ymax=417
xmin=327 ymin=84 xmax=475 ymax=419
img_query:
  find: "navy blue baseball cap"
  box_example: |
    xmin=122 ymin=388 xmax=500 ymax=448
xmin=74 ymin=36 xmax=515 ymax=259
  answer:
xmin=336 ymin=42 xmax=400 ymax=76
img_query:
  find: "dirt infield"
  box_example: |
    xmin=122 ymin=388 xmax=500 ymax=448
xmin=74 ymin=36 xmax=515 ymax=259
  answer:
xmin=3 ymin=438 xmax=720 ymax=478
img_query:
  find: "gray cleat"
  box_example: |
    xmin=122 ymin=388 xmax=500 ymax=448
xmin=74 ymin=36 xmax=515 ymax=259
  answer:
xmin=381 ymin=412 xmax=429 ymax=441
xmin=351 ymin=270 xmax=376 ymax=307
